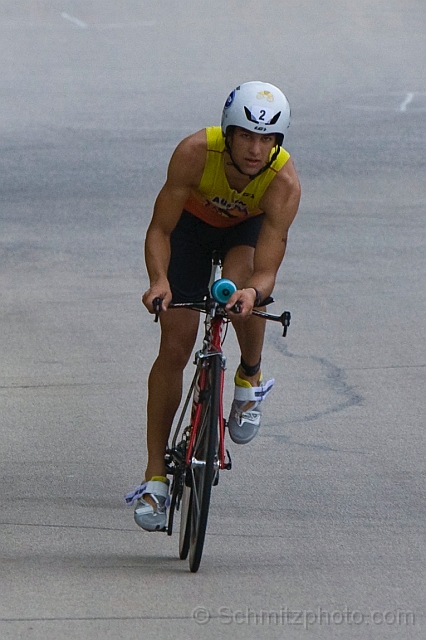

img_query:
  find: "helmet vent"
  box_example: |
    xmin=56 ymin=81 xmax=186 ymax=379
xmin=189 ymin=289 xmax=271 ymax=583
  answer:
xmin=268 ymin=111 xmax=281 ymax=125
xmin=244 ymin=106 xmax=258 ymax=123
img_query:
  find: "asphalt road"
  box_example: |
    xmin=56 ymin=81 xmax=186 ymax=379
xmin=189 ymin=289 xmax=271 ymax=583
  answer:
xmin=1 ymin=1 xmax=425 ymax=639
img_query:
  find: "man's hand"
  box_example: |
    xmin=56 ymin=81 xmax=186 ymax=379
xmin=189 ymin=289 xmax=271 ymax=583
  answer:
xmin=225 ymin=287 xmax=257 ymax=318
xmin=142 ymin=281 xmax=172 ymax=313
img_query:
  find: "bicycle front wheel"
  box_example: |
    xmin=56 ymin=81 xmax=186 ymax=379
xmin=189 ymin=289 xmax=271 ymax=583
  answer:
xmin=187 ymin=354 xmax=221 ymax=572
xmin=178 ymin=480 xmax=191 ymax=559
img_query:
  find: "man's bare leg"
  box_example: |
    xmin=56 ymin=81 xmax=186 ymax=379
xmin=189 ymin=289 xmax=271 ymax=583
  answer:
xmin=144 ymin=308 xmax=199 ymax=481
xmin=230 ymin=313 xmax=266 ymax=385
xmin=223 ymin=245 xmax=266 ymax=385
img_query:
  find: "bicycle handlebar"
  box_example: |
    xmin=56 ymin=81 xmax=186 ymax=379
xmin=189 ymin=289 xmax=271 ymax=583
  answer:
xmin=152 ymin=296 xmax=241 ymax=321
xmin=152 ymin=296 xmax=291 ymax=336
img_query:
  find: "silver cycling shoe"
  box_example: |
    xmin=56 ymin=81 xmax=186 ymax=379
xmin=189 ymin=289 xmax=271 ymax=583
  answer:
xmin=125 ymin=478 xmax=170 ymax=532
xmin=228 ymin=376 xmax=274 ymax=445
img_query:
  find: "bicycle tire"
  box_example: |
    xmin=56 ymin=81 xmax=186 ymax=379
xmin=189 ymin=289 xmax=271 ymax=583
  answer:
xmin=178 ymin=361 xmax=209 ymax=561
xmin=178 ymin=480 xmax=191 ymax=559
xmin=188 ymin=354 xmax=221 ymax=572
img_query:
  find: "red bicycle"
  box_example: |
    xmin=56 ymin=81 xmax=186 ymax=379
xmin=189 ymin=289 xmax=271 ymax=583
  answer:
xmin=154 ymin=253 xmax=291 ymax=572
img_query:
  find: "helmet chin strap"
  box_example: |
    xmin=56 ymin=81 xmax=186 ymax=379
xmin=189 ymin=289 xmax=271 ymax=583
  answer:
xmin=225 ymin=137 xmax=280 ymax=181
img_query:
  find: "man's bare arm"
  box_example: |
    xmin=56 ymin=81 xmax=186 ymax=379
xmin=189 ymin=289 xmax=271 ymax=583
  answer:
xmin=226 ymin=159 xmax=301 ymax=315
xmin=249 ymin=159 xmax=301 ymax=294
xmin=143 ymin=130 xmax=206 ymax=311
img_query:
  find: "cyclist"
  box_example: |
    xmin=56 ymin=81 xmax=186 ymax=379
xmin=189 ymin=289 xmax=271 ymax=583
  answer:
xmin=126 ymin=81 xmax=301 ymax=531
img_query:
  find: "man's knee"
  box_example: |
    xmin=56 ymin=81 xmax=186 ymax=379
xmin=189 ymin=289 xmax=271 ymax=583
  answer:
xmin=157 ymin=340 xmax=194 ymax=371
xmin=157 ymin=310 xmax=199 ymax=370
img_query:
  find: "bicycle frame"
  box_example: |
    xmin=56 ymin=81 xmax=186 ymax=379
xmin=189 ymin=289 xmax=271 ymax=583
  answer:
xmin=171 ymin=304 xmax=228 ymax=475
xmin=167 ymin=296 xmax=291 ymax=474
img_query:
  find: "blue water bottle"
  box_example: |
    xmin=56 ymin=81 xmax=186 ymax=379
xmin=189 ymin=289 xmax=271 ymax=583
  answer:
xmin=211 ymin=278 xmax=237 ymax=304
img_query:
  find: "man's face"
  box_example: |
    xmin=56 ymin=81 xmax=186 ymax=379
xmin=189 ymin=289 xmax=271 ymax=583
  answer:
xmin=227 ymin=126 xmax=277 ymax=176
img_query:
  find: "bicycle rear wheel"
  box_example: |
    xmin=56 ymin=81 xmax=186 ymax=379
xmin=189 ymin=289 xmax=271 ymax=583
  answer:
xmin=187 ymin=354 xmax=221 ymax=572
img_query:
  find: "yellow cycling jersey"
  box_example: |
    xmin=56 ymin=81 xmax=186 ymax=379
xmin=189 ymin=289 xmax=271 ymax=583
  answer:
xmin=183 ymin=126 xmax=290 ymax=228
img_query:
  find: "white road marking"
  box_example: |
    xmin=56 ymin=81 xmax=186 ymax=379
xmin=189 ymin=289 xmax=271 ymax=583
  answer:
xmin=399 ymin=92 xmax=414 ymax=111
xmin=61 ymin=12 xmax=88 ymax=29
xmin=347 ymin=92 xmax=426 ymax=112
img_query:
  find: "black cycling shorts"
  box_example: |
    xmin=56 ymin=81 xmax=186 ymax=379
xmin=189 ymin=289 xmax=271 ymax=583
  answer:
xmin=167 ymin=210 xmax=265 ymax=303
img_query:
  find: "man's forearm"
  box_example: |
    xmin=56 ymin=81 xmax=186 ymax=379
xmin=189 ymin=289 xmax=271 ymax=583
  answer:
xmin=245 ymin=270 xmax=277 ymax=302
xmin=145 ymin=225 xmax=171 ymax=285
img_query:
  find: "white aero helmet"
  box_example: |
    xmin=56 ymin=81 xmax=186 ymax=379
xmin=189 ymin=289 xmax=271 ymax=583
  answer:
xmin=221 ymin=81 xmax=291 ymax=146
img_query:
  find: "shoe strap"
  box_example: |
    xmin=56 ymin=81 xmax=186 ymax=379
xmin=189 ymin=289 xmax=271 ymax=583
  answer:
xmin=234 ymin=378 xmax=275 ymax=402
xmin=125 ymin=482 xmax=148 ymax=505
xmin=144 ymin=480 xmax=169 ymax=499
xmin=124 ymin=479 xmax=169 ymax=506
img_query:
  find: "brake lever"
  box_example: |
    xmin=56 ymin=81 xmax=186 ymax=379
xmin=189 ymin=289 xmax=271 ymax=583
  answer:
xmin=153 ymin=297 xmax=163 ymax=323
xmin=280 ymin=311 xmax=291 ymax=336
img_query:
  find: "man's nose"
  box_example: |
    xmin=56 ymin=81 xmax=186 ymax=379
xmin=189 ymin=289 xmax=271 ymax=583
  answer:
xmin=249 ymin=138 xmax=261 ymax=155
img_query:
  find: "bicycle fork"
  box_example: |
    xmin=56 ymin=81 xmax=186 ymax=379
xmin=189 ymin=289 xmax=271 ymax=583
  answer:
xmin=186 ymin=351 xmax=231 ymax=474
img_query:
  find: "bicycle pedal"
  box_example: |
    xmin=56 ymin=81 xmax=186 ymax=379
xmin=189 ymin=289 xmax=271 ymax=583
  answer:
xmin=224 ymin=448 xmax=232 ymax=470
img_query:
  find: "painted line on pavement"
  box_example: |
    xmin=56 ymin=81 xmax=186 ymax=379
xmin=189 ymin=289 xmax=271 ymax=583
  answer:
xmin=399 ymin=92 xmax=414 ymax=111
xmin=347 ymin=91 xmax=426 ymax=112
xmin=61 ymin=12 xmax=88 ymax=29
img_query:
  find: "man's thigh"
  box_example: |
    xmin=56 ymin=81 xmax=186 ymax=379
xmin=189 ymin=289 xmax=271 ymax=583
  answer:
xmin=222 ymin=245 xmax=255 ymax=288
xmin=167 ymin=211 xmax=218 ymax=303
xmin=221 ymin=214 xmax=265 ymax=287
xmin=158 ymin=308 xmax=200 ymax=368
